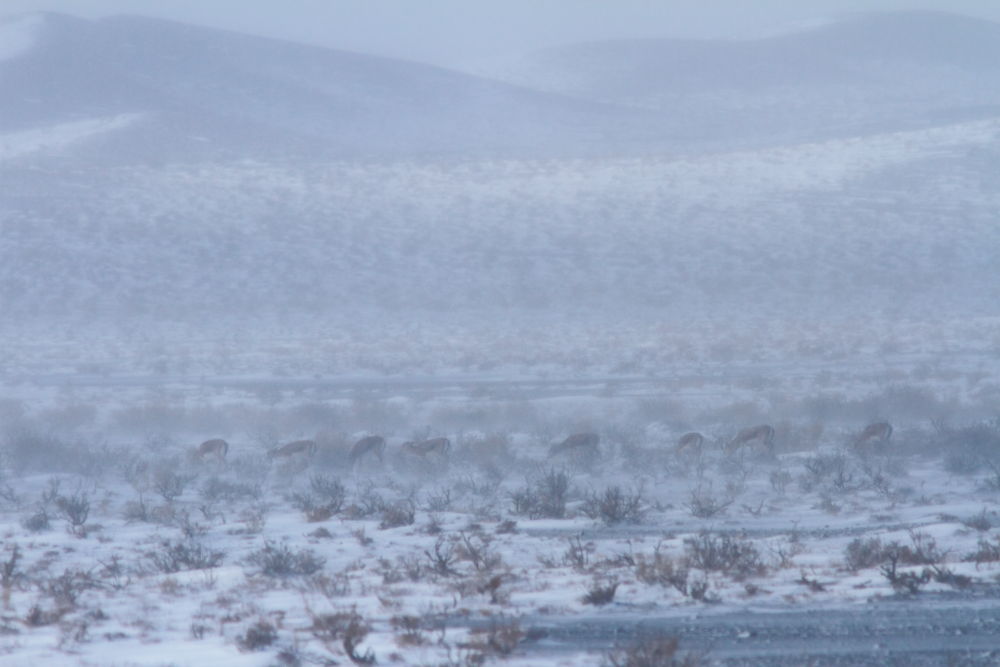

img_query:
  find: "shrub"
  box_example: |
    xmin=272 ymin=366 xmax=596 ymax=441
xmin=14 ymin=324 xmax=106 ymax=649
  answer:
xmin=684 ymin=533 xmax=764 ymax=579
xmin=800 ymin=453 xmax=853 ymax=492
xmin=583 ymin=580 xmax=619 ymax=606
xmin=465 ymin=617 xmax=523 ymax=660
xmin=581 ymin=486 xmax=644 ymax=525
xmin=149 ymin=539 xmax=225 ymax=573
xmin=310 ymin=474 xmax=347 ymax=504
xmin=844 ymin=537 xmax=890 ymax=571
xmin=379 ymin=500 xmax=416 ymax=529
xmin=966 ymin=535 xmax=1000 ymax=565
xmin=246 ymin=541 xmax=325 ymax=578
xmin=510 ymin=469 xmax=569 ymax=519
xmin=942 ymin=423 xmax=1000 ymax=475
xmin=200 ymin=477 xmax=261 ymax=502
xmin=682 ymin=488 xmax=732 ymax=518
xmin=55 ymin=491 xmax=90 ymax=534
xmin=309 ymin=610 xmax=374 ymax=665
xmin=424 ymin=536 xmax=458 ymax=577
xmin=456 ymin=532 xmax=501 ymax=572
xmin=152 ymin=467 xmax=195 ymax=503
xmin=21 ymin=509 xmax=51 ymax=532
xmin=236 ymin=620 xmax=278 ymax=652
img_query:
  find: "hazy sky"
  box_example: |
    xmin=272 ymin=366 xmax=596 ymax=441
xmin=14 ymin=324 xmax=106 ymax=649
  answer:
xmin=3 ymin=0 xmax=1000 ymax=67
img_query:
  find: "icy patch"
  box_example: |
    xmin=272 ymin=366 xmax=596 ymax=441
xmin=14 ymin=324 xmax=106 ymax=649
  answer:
xmin=0 ymin=13 xmax=43 ymax=61
xmin=0 ymin=113 xmax=143 ymax=161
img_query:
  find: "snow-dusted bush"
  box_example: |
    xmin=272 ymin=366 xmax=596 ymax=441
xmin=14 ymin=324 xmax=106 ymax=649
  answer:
xmin=245 ymin=540 xmax=325 ymax=578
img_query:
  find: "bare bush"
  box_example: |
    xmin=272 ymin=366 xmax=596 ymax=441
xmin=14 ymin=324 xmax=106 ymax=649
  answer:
xmin=684 ymin=533 xmax=765 ymax=579
xmin=682 ymin=487 xmax=732 ymax=518
xmin=309 ymin=609 xmax=374 ymax=665
xmin=245 ymin=541 xmax=325 ymax=578
xmin=769 ymin=469 xmax=792 ymax=495
xmin=965 ymin=535 xmax=1000 ymax=565
xmin=465 ymin=616 xmax=523 ymax=660
xmin=424 ymin=536 xmax=458 ymax=577
xmin=581 ymin=486 xmax=644 ymax=525
xmin=799 ymin=453 xmax=854 ymax=493
xmin=149 ymin=539 xmax=225 ymax=573
xmin=941 ymin=423 xmax=1000 ymax=475
xmin=510 ymin=468 xmax=570 ymax=520
xmin=21 ymin=508 xmax=51 ymax=532
xmin=310 ymin=474 xmax=347 ymax=506
xmin=962 ymin=508 xmax=992 ymax=532
xmin=844 ymin=537 xmax=890 ymax=571
xmin=236 ymin=619 xmax=278 ymax=652
xmin=153 ymin=466 xmax=196 ymax=503
xmin=200 ymin=477 xmax=261 ymax=502
xmin=55 ymin=491 xmax=90 ymax=535
xmin=380 ymin=500 xmax=416 ymax=529
xmin=583 ymin=580 xmax=619 ymax=605
xmin=456 ymin=532 xmax=502 ymax=573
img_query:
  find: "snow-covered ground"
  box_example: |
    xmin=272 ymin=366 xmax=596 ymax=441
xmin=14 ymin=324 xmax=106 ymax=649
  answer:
xmin=0 ymin=114 xmax=143 ymax=162
xmin=0 ymin=402 xmax=1000 ymax=665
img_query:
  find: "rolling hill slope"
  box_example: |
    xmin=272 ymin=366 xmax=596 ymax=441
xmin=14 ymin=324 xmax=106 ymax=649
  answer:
xmin=486 ymin=11 xmax=1000 ymax=147
xmin=2 ymin=10 xmax=999 ymax=377
xmin=0 ymin=13 xmax=657 ymax=162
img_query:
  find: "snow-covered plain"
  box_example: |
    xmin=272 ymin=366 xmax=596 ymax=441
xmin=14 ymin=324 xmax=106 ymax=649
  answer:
xmin=3 ymin=391 xmax=1000 ymax=665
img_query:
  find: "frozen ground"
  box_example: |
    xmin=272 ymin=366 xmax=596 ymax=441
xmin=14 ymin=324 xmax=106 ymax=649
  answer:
xmin=3 ymin=356 xmax=1000 ymax=665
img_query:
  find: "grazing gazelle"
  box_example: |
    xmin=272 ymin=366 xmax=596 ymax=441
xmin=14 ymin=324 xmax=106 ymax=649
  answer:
xmin=196 ymin=438 xmax=229 ymax=462
xmin=401 ymin=437 xmax=451 ymax=457
xmin=349 ymin=435 xmax=386 ymax=466
xmin=675 ymin=432 xmax=706 ymax=455
xmin=853 ymin=422 xmax=892 ymax=452
xmin=725 ymin=425 xmax=775 ymax=457
xmin=269 ymin=439 xmax=318 ymax=459
xmin=548 ymin=432 xmax=600 ymax=459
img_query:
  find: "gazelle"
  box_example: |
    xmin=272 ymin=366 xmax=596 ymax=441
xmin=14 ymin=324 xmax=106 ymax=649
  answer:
xmin=269 ymin=439 xmax=318 ymax=459
xmin=548 ymin=432 xmax=600 ymax=459
xmin=196 ymin=438 xmax=229 ymax=462
xmin=675 ymin=432 xmax=705 ymax=455
xmin=349 ymin=435 xmax=386 ymax=466
xmin=401 ymin=437 xmax=451 ymax=457
xmin=853 ymin=422 xmax=892 ymax=451
xmin=725 ymin=425 xmax=775 ymax=457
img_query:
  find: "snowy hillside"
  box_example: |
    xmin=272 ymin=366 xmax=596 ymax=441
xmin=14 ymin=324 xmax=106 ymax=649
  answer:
xmin=3 ymin=117 xmax=999 ymax=328
xmin=0 ymin=13 xmax=658 ymax=161
xmin=1 ymin=10 xmax=999 ymax=381
xmin=486 ymin=11 xmax=1000 ymax=148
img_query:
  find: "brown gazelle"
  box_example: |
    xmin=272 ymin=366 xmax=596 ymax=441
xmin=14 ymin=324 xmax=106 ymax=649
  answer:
xmin=401 ymin=437 xmax=451 ymax=457
xmin=196 ymin=438 xmax=229 ymax=462
xmin=349 ymin=435 xmax=386 ymax=466
xmin=675 ymin=432 xmax=705 ymax=455
xmin=548 ymin=432 xmax=600 ymax=459
xmin=725 ymin=425 xmax=775 ymax=457
xmin=853 ymin=422 xmax=892 ymax=452
xmin=269 ymin=439 xmax=318 ymax=459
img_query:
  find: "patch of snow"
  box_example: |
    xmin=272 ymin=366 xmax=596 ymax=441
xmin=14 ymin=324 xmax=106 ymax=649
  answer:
xmin=0 ymin=13 xmax=43 ymax=61
xmin=0 ymin=113 xmax=144 ymax=161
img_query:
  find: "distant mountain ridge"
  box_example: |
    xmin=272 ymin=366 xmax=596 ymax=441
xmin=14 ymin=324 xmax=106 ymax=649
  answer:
xmin=0 ymin=13 xmax=658 ymax=162
xmin=486 ymin=11 xmax=1000 ymax=146
xmin=5 ymin=11 xmax=1000 ymax=162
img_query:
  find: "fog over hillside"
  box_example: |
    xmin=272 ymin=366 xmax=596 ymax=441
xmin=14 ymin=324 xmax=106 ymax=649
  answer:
xmin=1 ymin=10 xmax=999 ymax=378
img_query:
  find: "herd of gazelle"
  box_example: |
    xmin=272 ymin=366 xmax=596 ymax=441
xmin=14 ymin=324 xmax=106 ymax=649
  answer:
xmin=194 ymin=434 xmax=446 ymax=465
xmin=195 ymin=422 xmax=893 ymax=464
